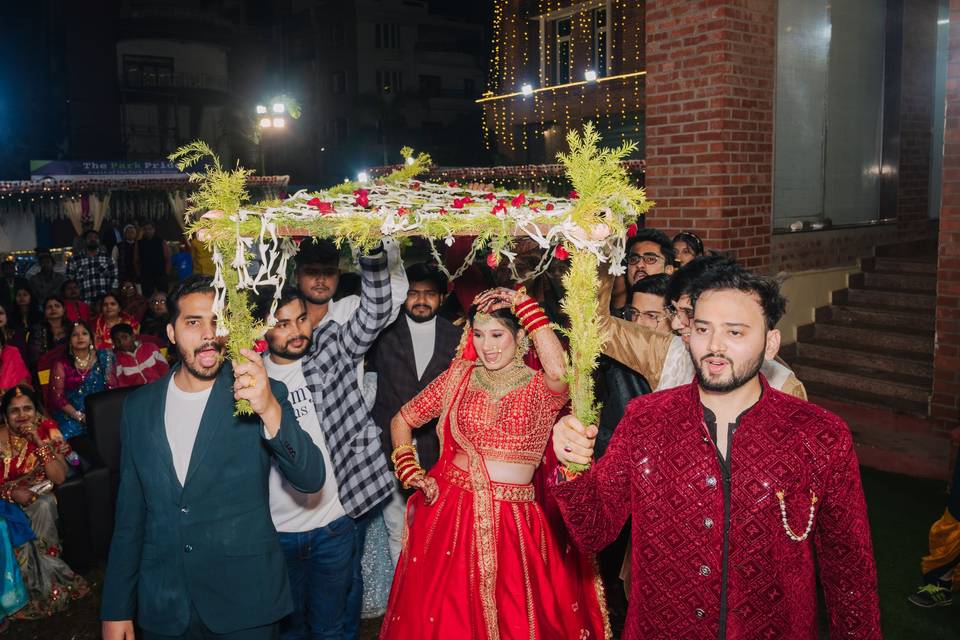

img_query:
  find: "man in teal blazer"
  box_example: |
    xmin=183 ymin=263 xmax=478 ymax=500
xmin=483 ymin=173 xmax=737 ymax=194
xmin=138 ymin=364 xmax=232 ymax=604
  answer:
xmin=101 ymin=276 xmax=324 ymax=640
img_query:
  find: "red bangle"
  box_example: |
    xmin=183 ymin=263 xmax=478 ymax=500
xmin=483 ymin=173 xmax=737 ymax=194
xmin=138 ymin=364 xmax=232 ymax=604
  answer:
xmin=525 ymin=317 xmax=551 ymax=333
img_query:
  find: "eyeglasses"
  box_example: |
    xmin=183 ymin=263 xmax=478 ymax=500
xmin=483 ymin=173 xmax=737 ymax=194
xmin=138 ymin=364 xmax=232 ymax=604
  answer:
xmin=626 ymin=252 xmax=665 ymax=266
xmin=624 ymin=306 xmax=667 ymax=324
xmin=665 ymin=305 xmax=694 ymax=320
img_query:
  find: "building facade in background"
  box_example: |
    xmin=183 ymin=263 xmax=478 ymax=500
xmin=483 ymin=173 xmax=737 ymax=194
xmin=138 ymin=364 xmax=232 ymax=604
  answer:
xmin=480 ymin=0 xmax=644 ymax=164
xmin=277 ymin=0 xmax=489 ymax=184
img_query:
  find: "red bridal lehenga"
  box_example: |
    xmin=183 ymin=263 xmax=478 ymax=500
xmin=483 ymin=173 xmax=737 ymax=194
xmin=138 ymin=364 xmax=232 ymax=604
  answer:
xmin=380 ymin=356 xmax=609 ymax=640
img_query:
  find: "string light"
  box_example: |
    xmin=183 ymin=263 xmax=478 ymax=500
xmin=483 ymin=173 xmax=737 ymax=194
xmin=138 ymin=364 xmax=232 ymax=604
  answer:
xmin=481 ymin=1 xmax=644 ymax=155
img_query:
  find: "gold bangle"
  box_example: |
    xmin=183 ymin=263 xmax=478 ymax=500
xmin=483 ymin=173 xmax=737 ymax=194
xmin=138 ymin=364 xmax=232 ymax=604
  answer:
xmin=526 ymin=323 xmax=553 ymax=339
xmin=390 ymin=443 xmax=417 ymax=465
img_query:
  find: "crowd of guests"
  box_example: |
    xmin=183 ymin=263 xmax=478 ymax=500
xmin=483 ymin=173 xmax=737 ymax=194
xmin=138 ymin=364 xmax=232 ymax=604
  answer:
xmin=0 ymin=219 xmax=932 ymax=638
xmin=0 ymin=222 xmax=178 ymax=631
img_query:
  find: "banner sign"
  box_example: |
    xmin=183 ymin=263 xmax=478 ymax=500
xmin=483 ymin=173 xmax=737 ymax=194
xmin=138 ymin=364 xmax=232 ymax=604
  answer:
xmin=30 ymin=160 xmax=185 ymax=180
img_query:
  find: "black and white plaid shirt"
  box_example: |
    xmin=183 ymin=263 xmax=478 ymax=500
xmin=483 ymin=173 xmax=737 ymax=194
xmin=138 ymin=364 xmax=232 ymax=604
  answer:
xmin=66 ymin=252 xmax=118 ymax=304
xmin=301 ymin=248 xmax=394 ymax=518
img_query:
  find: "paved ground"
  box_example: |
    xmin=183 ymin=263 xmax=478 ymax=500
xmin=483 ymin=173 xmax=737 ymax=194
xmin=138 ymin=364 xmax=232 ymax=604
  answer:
xmin=8 ymin=467 xmax=960 ymax=639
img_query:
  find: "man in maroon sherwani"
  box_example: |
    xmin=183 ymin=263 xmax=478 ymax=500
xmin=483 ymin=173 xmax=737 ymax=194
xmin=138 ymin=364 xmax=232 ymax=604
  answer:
xmin=551 ymin=263 xmax=882 ymax=639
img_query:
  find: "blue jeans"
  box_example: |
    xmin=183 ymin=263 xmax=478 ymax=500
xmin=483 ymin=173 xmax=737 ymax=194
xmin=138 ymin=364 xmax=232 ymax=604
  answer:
xmin=279 ymin=516 xmax=357 ymax=640
xmin=342 ymin=507 xmax=378 ymax=640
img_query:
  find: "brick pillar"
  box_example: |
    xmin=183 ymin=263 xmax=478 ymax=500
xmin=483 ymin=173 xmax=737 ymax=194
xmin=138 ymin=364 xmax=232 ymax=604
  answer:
xmin=897 ymin=0 xmax=939 ymax=236
xmin=932 ymin=0 xmax=960 ymax=428
xmin=643 ymin=0 xmax=777 ymax=271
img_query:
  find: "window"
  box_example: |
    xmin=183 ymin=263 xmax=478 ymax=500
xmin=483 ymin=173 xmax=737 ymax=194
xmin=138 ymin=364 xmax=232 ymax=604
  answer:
xmin=556 ymin=18 xmax=572 ymax=85
xmin=375 ymin=23 xmax=400 ymax=49
xmin=327 ymin=118 xmax=348 ymax=144
xmin=331 ymin=71 xmax=346 ymax=94
xmin=376 ymin=70 xmax=403 ymax=94
xmin=122 ymin=55 xmax=174 ymax=88
xmin=593 ymin=8 xmax=608 ymax=77
xmin=419 ymin=75 xmax=442 ymax=97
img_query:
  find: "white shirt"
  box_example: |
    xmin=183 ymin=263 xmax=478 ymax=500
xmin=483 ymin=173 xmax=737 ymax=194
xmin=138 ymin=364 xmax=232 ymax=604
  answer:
xmin=406 ymin=315 xmax=436 ymax=380
xmin=164 ymin=377 xmax=213 ymax=486
xmin=263 ymin=356 xmax=346 ymax=533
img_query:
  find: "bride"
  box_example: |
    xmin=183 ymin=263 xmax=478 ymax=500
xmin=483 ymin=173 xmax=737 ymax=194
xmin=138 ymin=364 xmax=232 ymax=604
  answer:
xmin=380 ymin=287 xmax=608 ymax=639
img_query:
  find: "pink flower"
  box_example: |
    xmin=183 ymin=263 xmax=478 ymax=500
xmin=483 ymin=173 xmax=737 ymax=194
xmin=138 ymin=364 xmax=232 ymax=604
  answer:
xmin=398 ymin=207 xmax=409 ymax=216
xmin=545 ymin=203 xmax=555 ymax=211
xmin=554 ymin=245 xmax=570 ymax=260
xmin=568 ymin=190 xmax=579 ymax=199
xmin=511 ymin=193 xmax=526 ymax=207
xmin=627 ymin=223 xmax=638 ymax=237
xmin=486 ymin=252 xmax=499 ymax=268
xmin=253 ymin=340 xmax=269 ymax=354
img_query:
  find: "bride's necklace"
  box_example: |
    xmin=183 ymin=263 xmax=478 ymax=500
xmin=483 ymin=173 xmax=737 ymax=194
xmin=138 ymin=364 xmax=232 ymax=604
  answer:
xmin=472 ymin=363 xmax=533 ymax=401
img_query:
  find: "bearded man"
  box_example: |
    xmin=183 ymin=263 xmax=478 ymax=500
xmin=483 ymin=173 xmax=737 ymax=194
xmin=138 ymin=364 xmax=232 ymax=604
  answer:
xmin=101 ymin=275 xmax=325 ymax=640
xmin=550 ymin=263 xmax=881 ymax=639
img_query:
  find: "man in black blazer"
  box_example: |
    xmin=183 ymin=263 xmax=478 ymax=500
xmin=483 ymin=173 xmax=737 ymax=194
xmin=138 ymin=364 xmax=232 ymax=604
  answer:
xmin=368 ymin=263 xmax=460 ymax=563
xmin=100 ymin=275 xmax=324 ymax=640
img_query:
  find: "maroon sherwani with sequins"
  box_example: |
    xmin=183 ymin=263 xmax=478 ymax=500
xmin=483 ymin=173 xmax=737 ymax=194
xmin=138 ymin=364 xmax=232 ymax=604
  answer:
xmin=551 ymin=376 xmax=882 ymax=639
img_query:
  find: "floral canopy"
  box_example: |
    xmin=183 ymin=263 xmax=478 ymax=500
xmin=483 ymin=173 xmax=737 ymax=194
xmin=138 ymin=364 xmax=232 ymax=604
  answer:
xmin=177 ymin=124 xmax=653 ymax=467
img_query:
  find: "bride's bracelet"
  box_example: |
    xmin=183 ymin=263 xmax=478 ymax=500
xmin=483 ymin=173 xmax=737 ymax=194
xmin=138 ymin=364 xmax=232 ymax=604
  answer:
xmin=513 ymin=297 xmax=551 ymax=335
xmin=391 ymin=444 xmax=426 ymax=489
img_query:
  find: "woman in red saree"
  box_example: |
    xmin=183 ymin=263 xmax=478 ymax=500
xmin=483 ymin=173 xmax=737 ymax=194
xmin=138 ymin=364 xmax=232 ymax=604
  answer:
xmin=380 ymin=287 xmax=608 ymax=640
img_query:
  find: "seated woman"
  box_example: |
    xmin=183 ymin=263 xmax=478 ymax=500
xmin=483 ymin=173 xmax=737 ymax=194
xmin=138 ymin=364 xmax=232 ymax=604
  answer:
xmin=0 ymin=332 xmax=30 ymax=396
xmin=93 ymin=291 xmax=140 ymax=350
xmin=139 ymin=289 xmax=171 ymax=350
xmin=27 ymin=296 xmax=71 ymax=366
xmin=0 ymin=385 xmax=89 ymax=620
xmin=118 ymin=280 xmax=147 ymax=323
xmin=0 ymin=304 xmax=27 ymax=363
xmin=9 ymin=286 xmax=40 ymax=348
xmin=50 ymin=321 xmax=116 ymax=441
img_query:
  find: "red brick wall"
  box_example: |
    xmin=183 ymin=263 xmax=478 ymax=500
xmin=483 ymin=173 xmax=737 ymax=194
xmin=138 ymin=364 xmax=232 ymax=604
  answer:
xmin=932 ymin=0 xmax=960 ymax=428
xmin=643 ymin=0 xmax=777 ymax=271
xmin=898 ymin=0 xmax=940 ymax=236
xmin=772 ymin=225 xmax=908 ymax=274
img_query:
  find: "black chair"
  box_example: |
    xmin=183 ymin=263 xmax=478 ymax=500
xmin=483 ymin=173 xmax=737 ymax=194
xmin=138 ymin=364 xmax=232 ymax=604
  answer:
xmin=84 ymin=386 xmax=139 ymax=559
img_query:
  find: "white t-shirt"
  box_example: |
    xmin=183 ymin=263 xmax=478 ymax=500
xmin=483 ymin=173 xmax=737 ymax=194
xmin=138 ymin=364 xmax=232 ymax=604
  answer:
xmin=406 ymin=315 xmax=437 ymax=380
xmin=263 ymin=356 xmax=346 ymax=533
xmin=164 ymin=377 xmax=213 ymax=486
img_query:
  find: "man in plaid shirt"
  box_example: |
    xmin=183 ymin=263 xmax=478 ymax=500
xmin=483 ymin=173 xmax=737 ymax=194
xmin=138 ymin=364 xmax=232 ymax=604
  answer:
xmin=293 ymin=242 xmax=395 ymax=637
xmin=66 ymin=229 xmax=118 ymax=304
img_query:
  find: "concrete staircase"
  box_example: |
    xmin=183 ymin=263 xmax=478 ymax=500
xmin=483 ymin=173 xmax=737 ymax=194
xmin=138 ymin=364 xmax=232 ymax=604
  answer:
xmin=782 ymin=243 xmax=949 ymax=478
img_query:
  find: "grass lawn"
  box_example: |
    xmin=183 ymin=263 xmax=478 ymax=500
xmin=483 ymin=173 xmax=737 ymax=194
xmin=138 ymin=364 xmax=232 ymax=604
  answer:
xmin=861 ymin=467 xmax=960 ymax=640
xmin=8 ymin=467 xmax=959 ymax=639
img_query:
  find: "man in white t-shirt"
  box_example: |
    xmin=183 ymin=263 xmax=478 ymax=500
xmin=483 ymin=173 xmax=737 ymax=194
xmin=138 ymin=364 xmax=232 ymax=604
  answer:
xmin=257 ymin=285 xmax=354 ymax=639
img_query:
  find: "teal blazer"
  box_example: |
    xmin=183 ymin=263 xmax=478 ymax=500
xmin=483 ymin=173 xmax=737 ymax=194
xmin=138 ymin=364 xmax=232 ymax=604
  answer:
xmin=100 ymin=363 xmax=324 ymax=635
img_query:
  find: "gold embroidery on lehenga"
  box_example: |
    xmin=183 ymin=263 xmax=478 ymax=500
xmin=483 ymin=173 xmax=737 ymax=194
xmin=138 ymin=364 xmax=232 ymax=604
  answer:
xmin=512 ymin=502 xmax=537 ymax=640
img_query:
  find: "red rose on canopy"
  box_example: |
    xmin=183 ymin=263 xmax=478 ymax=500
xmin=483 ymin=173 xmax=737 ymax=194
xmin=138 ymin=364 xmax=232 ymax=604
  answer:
xmin=568 ymin=190 xmax=579 ymax=199
xmin=483 ymin=192 xmax=496 ymax=201
xmin=353 ymin=189 xmax=369 ymax=208
xmin=253 ymin=339 xmax=269 ymax=354
xmin=491 ymin=200 xmax=507 ymax=215
xmin=627 ymin=223 xmax=638 ymax=237
xmin=398 ymin=207 xmax=409 ymax=216
xmin=452 ymin=198 xmax=465 ymax=209
xmin=554 ymin=245 xmax=570 ymax=260
xmin=411 ymin=181 xmax=421 ymax=190
xmin=545 ymin=203 xmax=555 ymax=211
xmin=448 ymin=181 xmax=459 ymax=188
xmin=511 ymin=193 xmax=526 ymax=207
xmin=486 ymin=252 xmax=499 ymax=268
xmin=307 ymin=198 xmax=335 ymax=214
xmin=438 ymin=207 xmax=448 ymax=216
